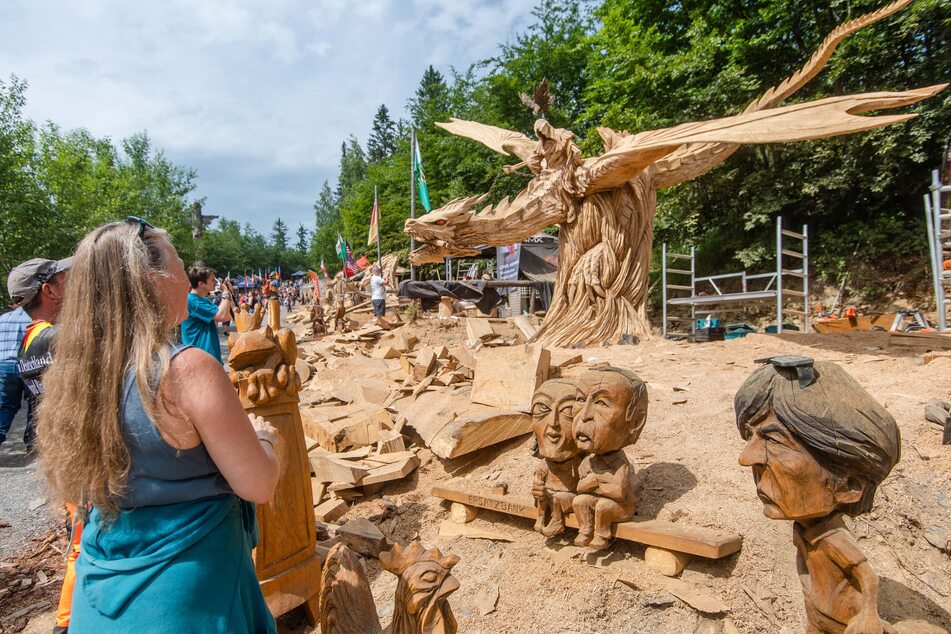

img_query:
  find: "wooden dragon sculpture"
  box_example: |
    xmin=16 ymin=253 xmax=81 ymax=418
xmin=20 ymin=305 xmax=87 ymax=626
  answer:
xmin=404 ymin=0 xmax=946 ymax=347
xmin=319 ymin=541 xmax=461 ymax=634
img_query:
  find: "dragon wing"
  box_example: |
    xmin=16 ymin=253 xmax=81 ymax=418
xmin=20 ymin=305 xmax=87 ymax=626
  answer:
xmin=649 ymin=0 xmax=915 ymax=189
xmin=579 ymin=84 xmax=946 ymax=193
xmin=435 ymin=118 xmax=537 ymax=163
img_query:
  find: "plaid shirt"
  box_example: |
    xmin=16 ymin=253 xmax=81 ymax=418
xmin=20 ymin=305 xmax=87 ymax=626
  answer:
xmin=0 ymin=308 xmax=31 ymax=365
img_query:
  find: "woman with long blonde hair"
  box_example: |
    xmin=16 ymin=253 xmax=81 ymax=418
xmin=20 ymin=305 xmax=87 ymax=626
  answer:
xmin=38 ymin=218 xmax=280 ymax=632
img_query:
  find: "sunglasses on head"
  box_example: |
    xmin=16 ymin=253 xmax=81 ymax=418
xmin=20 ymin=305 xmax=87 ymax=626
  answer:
xmin=125 ymin=216 xmax=156 ymax=240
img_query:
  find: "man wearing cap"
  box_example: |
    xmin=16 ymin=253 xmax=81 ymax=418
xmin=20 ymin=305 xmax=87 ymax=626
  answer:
xmin=11 ymin=257 xmax=72 ymax=449
xmin=10 ymin=257 xmax=74 ymax=633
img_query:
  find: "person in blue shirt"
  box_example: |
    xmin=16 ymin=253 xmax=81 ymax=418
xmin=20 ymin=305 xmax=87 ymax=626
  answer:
xmin=180 ymin=267 xmax=233 ymax=363
xmin=0 ymin=306 xmax=32 ymax=446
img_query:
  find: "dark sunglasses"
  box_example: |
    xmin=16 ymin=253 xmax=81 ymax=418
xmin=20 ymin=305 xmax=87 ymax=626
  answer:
xmin=125 ymin=216 xmax=156 ymax=240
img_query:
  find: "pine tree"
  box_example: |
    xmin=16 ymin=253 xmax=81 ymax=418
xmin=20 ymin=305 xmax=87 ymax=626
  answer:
xmin=295 ymin=223 xmax=309 ymax=252
xmin=367 ymin=104 xmax=396 ymax=162
xmin=271 ymin=218 xmax=288 ymax=251
xmin=409 ymin=65 xmax=450 ymax=129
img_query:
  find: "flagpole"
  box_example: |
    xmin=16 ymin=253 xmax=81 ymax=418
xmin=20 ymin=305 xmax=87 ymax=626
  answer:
xmin=374 ymin=185 xmax=382 ymax=266
xmin=410 ymin=128 xmax=416 ymax=281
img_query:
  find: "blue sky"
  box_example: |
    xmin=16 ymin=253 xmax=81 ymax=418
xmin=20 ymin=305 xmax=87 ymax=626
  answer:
xmin=0 ymin=0 xmax=537 ymax=234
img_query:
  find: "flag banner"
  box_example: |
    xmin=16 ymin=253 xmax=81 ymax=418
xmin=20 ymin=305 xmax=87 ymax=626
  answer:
xmin=367 ymin=192 xmax=380 ymax=245
xmin=320 ymin=258 xmax=329 ymax=278
xmin=413 ymin=137 xmax=432 ymax=212
xmin=496 ymin=243 xmax=521 ymax=296
xmin=355 ymin=255 xmax=370 ymax=270
xmin=308 ymin=270 xmax=321 ymax=298
xmin=335 ymin=233 xmax=347 ymax=261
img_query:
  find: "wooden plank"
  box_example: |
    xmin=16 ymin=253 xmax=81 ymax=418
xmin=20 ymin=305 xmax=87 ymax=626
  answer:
xmin=310 ymin=454 xmax=369 ymax=484
xmin=401 ymin=388 xmax=531 ymax=459
xmin=373 ymin=345 xmax=401 ymax=360
xmin=376 ymin=429 xmax=406 ymax=454
xmin=335 ymin=517 xmax=388 ymax=557
xmin=413 ymin=347 xmax=437 ymax=381
xmin=470 ymin=343 xmax=550 ymax=413
xmin=511 ymin=315 xmax=539 ymax=341
xmin=889 ymin=331 xmax=951 ymax=349
xmin=302 ymin=407 xmax=393 ymax=453
xmin=465 ymin=318 xmax=496 ymax=346
xmin=329 ymin=453 xmax=421 ymax=490
xmin=314 ymin=498 xmax=348 ymax=523
xmin=311 ymin=478 xmax=327 ymax=506
xmin=431 ymin=484 xmax=742 ymax=559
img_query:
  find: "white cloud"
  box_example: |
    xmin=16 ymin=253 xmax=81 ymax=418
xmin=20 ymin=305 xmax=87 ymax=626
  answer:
xmin=0 ymin=0 xmax=536 ymax=231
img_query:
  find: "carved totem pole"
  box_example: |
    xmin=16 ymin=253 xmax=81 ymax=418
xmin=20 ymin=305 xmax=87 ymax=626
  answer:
xmin=404 ymin=0 xmax=946 ymax=347
xmin=319 ymin=541 xmax=461 ymax=634
xmin=735 ymin=356 xmax=900 ymax=634
xmin=227 ymin=297 xmax=322 ymax=623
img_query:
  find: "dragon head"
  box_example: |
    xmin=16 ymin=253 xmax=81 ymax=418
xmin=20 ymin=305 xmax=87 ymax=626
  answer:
xmin=404 ymin=194 xmax=487 ymax=264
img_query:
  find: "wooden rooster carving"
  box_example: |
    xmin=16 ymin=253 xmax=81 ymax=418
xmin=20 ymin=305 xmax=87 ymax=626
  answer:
xmin=320 ymin=541 xmax=461 ymax=634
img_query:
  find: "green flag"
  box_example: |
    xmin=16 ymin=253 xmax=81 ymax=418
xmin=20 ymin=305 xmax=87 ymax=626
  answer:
xmin=413 ymin=136 xmax=431 ymax=212
xmin=335 ymin=232 xmax=346 ymax=260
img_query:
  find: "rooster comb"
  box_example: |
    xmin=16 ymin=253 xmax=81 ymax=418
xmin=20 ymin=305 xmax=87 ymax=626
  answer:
xmin=379 ymin=541 xmax=461 ymax=575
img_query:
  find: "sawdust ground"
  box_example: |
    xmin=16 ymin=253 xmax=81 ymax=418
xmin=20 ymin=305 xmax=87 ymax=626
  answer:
xmin=294 ymin=318 xmax=951 ymax=634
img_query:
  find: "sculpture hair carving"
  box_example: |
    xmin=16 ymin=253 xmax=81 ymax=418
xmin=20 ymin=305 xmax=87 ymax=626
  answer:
xmin=36 ymin=222 xmax=174 ymax=516
xmin=734 ymin=360 xmax=900 ymax=516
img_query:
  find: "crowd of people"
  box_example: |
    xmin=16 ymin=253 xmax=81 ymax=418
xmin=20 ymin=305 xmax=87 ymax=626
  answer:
xmin=1 ymin=218 xmax=284 ymax=632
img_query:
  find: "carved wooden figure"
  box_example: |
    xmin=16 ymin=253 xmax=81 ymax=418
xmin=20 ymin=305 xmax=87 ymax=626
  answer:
xmin=309 ymin=301 xmax=327 ymax=337
xmin=233 ymin=304 xmax=264 ymax=333
xmin=404 ymin=0 xmax=945 ymax=347
xmin=228 ymin=302 xmax=321 ymax=624
xmin=571 ymin=366 xmax=648 ymax=551
xmin=735 ymin=356 xmax=900 ymax=634
xmin=319 ymin=541 xmax=460 ymax=634
xmin=530 ymin=379 xmax=581 ymax=537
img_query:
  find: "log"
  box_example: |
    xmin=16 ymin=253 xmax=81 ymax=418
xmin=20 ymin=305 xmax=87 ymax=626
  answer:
xmin=401 ymin=387 xmax=532 ymax=459
xmin=413 ymin=347 xmax=438 ymax=381
xmin=512 ymin=315 xmax=539 ymax=341
xmin=336 ymin=517 xmax=388 ymax=557
xmin=315 ymin=498 xmax=349 ymax=523
xmin=301 ymin=405 xmax=393 ymax=452
xmin=376 ymin=430 xmax=406 ymax=454
xmin=465 ymin=318 xmax=496 ymax=346
xmin=311 ymin=454 xmax=369 ymax=484
xmin=431 ymin=483 xmax=742 ymax=559
xmin=470 ymin=343 xmax=550 ymax=413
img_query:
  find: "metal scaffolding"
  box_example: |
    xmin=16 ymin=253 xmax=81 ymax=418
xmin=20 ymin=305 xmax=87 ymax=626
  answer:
xmin=924 ymin=168 xmax=951 ymax=332
xmin=662 ymin=216 xmax=808 ymax=339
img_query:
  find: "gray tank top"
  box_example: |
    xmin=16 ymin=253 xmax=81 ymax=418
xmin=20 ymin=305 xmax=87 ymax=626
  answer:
xmin=117 ymin=345 xmax=233 ymax=509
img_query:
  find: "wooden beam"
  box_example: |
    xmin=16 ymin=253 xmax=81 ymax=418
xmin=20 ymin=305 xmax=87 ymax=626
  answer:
xmin=471 ymin=343 xmax=550 ymax=413
xmin=431 ymin=484 xmax=742 ymax=559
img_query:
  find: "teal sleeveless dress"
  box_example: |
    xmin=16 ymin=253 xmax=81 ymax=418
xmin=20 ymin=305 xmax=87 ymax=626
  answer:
xmin=69 ymin=346 xmax=276 ymax=633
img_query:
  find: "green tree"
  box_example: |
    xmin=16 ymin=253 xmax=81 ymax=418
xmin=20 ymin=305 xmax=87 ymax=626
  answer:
xmin=295 ymin=223 xmax=309 ymax=252
xmin=367 ymin=104 xmax=397 ymax=162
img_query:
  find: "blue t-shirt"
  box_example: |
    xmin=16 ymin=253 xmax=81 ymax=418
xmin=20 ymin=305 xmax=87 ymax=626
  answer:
xmin=180 ymin=293 xmax=222 ymax=363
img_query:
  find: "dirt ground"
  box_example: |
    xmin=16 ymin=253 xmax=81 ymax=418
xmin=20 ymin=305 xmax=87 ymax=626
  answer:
xmin=5 ymin=306 xmax=950 ymax=633
xmin=294 ymin=312 xmax=951 ymax=634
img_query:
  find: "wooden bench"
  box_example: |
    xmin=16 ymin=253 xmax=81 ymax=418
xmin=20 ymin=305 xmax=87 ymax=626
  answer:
xmin=432 ymin=483 xmax=742 ymax=576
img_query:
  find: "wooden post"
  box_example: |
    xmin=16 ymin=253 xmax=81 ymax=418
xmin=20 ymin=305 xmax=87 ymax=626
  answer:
xmin=229 ymin=316 xmax=321 ymax=624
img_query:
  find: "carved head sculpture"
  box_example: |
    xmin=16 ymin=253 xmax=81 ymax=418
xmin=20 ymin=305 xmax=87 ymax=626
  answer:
xmin=735 ymin=356 xmax=900 ymax=521
xmin=572 ymin=366 xmax=648 ymax=455
xmin=531 ymin=379 xmax=580 ymax=463
xmin=403 ymin=195 xmax=486 ymax=263
xmin=529 ymin=119 xmax=582 ymax=173
xmin=380 ymin=541 xmax=461 ymax=634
